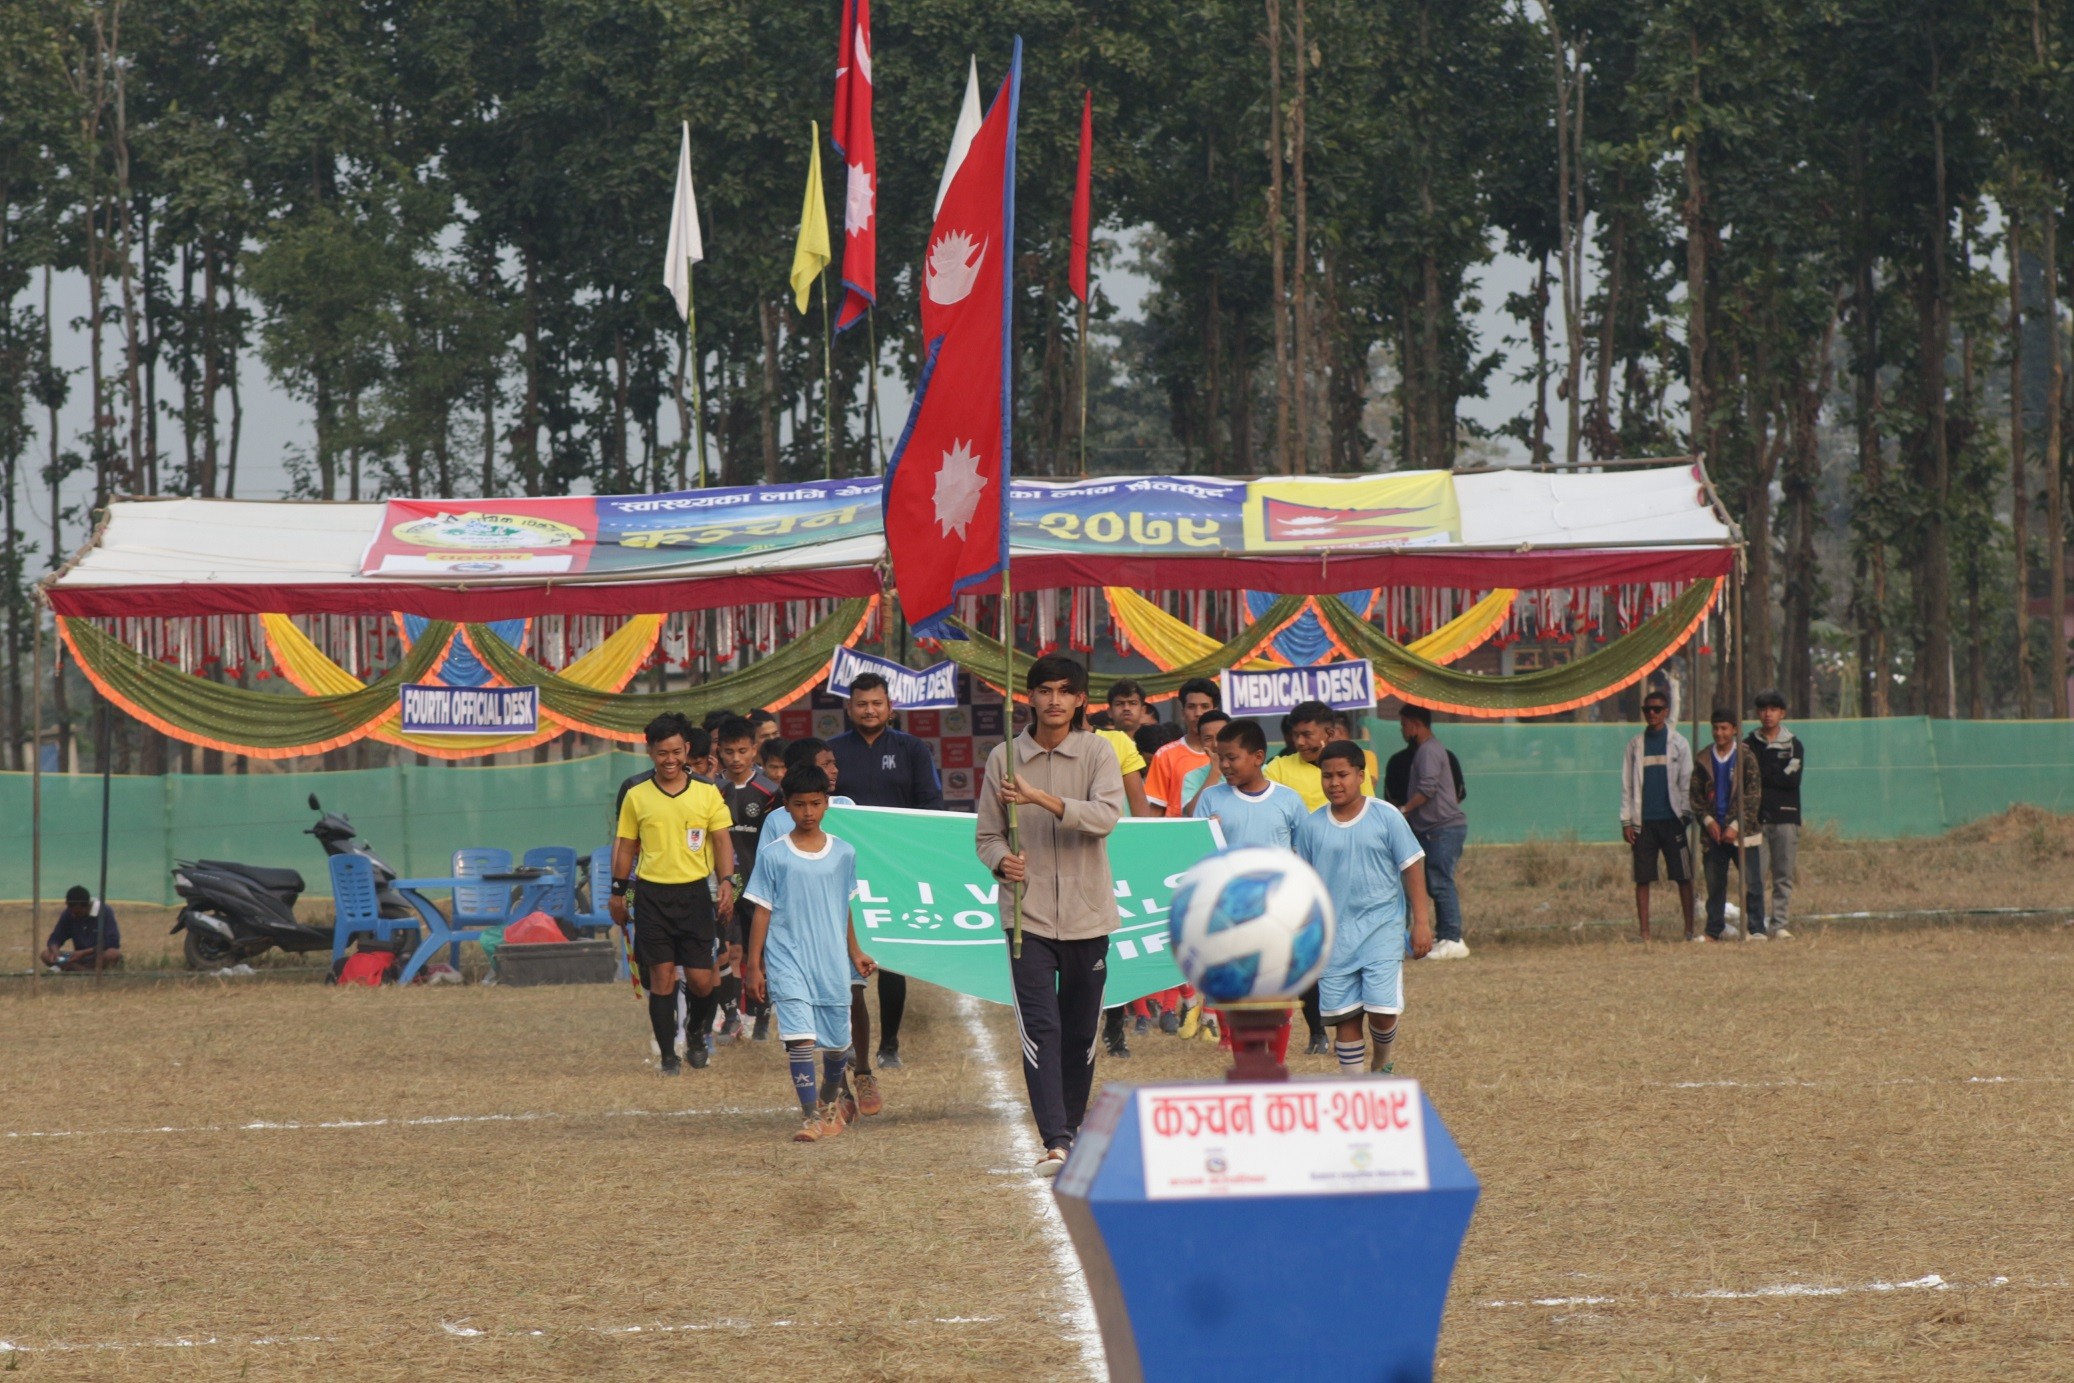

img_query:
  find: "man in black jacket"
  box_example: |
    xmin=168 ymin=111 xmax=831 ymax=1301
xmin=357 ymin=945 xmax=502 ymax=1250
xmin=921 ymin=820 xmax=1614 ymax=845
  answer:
xmin=1745 ymin=690 xmax=1804 ymax=939
xmin=828 ymin=672 xmax=944 ymax=1068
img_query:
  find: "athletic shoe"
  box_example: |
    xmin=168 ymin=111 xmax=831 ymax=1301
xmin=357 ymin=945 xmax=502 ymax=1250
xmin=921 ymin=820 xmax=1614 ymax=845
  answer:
xmin=1133 ymin=1015 xmax=1151 ymax=1035
xmin=688 ymin=1041 xmax=711 ymax=1070
xmin=1198 ymin=1011 xmax=1222 ymax=1043
xmin=838 ymin=1086 xmax=860 ymax=1125
xmin=1746 ymin=930 xmax=1770 ymax=941
xmin=1178 ymin=999 xmax=1203 ymax=1040
xmin=1304 ymin=1035 xmax=1329 ymax=1056
xmin=1424 ymin=939 xmax=1472 ymax=961
xmin=1375 ymin=1061 xmax=1395 ymax=1076
xmin=1034 ymin=1148 xmax=1069 ymax=1177
xmin=1688 ymin=934 xmax=1707 ymax=943
xmin=1104 ymin=1037 xmax=1132 ymax=1059
xmin=793 ymin=1113 xmax=827 ymax=1143
xmin=717 ymin=1009 xmax=744 ymax=1045
xmin=819 ymin=1099 xmax=847 ymax=1139
xmin=751 ymin=1012 xmax=772 ymax=1041
xmin=1159 ymin=1009 xmax=1180 ymax=1035
xmin=1772 ymin=926 xmax=1793 ymax=939
xmin=876 ymin=1049 xmax=904 ymax=1071
xmin=855 ymin=1071 xmax=885 ymax=1117
xmin=659 ymin=1056 xmax=682 ymax=1076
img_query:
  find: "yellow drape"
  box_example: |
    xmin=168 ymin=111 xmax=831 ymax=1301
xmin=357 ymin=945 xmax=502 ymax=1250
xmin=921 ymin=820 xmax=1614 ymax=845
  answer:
xmin=1102 ymin=587 xmax=1515 ymax=672
xmin=261 ymin=613 xmax=662 ymax=757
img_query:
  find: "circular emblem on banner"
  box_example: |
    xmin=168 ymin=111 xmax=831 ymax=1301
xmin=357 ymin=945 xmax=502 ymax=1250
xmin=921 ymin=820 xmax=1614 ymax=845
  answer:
xmin=392 ymin=511 xmax=583 ymax=550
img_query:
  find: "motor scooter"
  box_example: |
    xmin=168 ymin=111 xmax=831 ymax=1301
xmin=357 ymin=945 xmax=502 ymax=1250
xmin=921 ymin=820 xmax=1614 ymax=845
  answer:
xmin=171 ymin=793 xmax=417 ymax=969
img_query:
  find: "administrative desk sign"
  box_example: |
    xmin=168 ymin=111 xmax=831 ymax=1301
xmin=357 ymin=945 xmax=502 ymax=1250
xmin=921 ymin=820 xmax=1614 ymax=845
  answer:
xmin=1220 ymin=660 xmax=1377 ymax=717
xmin=1137 ymin=1079 xmax=1430 ymax=1199
xmin=825 ymin=645 xmax=960 ymax=709
xmin=399 ymin=683 xmax=540 ymax=735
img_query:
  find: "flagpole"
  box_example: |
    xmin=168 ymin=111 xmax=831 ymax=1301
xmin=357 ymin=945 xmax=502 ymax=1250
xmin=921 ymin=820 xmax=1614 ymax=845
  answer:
xmin=1001 ymin=562 xmax=1022 ymax=959
xmin=688 ymin=266 xmax=709 ymax=486
xmin=867 ymin=306 xmax=888 ymax=473
xmin=820 ymin=268 xmax=835 ymax=479
xmin=1077 ymin=295 xmax=1090 ymax=478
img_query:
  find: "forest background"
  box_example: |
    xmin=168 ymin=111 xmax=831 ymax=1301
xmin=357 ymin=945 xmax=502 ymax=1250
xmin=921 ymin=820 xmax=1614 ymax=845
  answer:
xmin=4 ymin=0 xmax=2074 ymax=775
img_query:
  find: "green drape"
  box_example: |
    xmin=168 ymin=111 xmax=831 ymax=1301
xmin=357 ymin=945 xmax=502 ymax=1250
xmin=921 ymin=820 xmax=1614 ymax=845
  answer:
xmin=464 ymin=598 xmax=873 ymax=734
xmin=1312 ymin=578 xmax=1719 ymax=718
xmin=932 ymin=594 xmax=1309 ymax=700
xmin=63 ymin=615 xmax=452 ymax=752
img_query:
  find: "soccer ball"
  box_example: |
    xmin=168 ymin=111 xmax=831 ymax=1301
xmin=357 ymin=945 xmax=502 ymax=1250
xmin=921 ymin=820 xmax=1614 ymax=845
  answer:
xmin=1166 ymin=847 xmax=1335 ymax=1004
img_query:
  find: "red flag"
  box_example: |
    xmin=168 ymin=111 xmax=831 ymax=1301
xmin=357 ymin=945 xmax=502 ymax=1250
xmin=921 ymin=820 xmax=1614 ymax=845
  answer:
xmin=832 ymin=0 xmax=876 ymax=332
xmin=884 ymin=44 xmax=1022 ymax=638
xmin=1069 ymin=91 xmax=1093 ymax=303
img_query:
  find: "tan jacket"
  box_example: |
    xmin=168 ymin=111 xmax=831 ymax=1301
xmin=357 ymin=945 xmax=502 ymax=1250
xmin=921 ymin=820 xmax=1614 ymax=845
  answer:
xmin=975 ymin=728 xmax=1125 ymax=942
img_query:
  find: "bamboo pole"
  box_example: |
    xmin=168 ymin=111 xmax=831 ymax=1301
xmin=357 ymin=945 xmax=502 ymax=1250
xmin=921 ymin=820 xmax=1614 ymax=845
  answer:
xmin=867 ymin=306 xmax=887 ymax=473
xmin=95 ymin=693 xmax=111 ymax=985
xmin=30 ymin=610 xmax=42 ymax=984
xmin=688 ymin=268 xmax=709 ymax=487
xmin=1077 ymin=294 xmax=1090 ymax=478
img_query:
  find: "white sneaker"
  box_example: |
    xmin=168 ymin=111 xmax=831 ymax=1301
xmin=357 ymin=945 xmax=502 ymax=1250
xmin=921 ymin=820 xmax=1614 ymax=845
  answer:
xmin=1745 ymin=931 xmax=1769 ymax=942
xmin=1771 ymin=926 xmax=1793 ymax=939
xmin=1424 ymin=939 xmax=1471 ymax=960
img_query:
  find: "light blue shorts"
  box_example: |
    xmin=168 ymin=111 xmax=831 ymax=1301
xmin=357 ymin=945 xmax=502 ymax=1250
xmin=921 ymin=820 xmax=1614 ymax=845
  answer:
xmin=773 ymin=993 xmax=852 ymax=1050
xmin=1317 ymin=929 xmax=1405 ymax=1021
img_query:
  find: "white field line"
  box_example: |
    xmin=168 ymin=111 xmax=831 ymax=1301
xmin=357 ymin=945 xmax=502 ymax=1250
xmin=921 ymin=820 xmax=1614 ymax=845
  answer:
xmin=1479 ymin=1272 xmax=2068 ymax=1309
xmin=2 ymin=1104 xmax=790 ymax=1142
xmin=0 ymin=1316 xmax=1023 ymax=1356
xmin=1656 ymin=1075 xmax=2071 ymax=1091
xmin=954 ymin=991 xmax=1108 ymax=1382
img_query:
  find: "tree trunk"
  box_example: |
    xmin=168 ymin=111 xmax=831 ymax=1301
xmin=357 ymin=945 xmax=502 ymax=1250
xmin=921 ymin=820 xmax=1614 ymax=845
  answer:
xmin=1781 ymin=308 xmax=1838 ymax=718
xmin=519 ymin=246 xmax=542 ymax=496
xmin=42 ymin=265 xmax=72 ymax=769
xmin=2010 ymin=205 xmax=2032 ymax=716
xmin=2048 ymin=196 xmax=2069 ymax=717
xmin=1682 ymin=34 xmax=1710 ymax=468
xmin=1531 ymin=252 xmax=1551 ymax=468
xmin=1912 ymin=58 xmax=1955 ymax=720
xmin=201 ymin=244 xmax=220 ymax=497
xmin=1265 ymin=0 xmax=1293 ymax=474
xmin=1547 ymin=7 xmax=1586 ymax=469
xmin=1851 ymin=131 xmax=1889 ymax=716
xmin=760 ymin=299 xmax=781 ymax=484
xmin=1591 ymin=202 xmax=1628 ymax=460
xmin=226 ymin=263 xmax=243 ymax=498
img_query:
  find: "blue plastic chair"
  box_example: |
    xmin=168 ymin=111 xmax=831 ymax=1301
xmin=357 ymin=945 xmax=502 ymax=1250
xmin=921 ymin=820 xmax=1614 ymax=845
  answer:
xmin=570 ymin=846 xmax=617 ymax=937
xmin=329 ymin=854 xmax=417 ymax=966
xmin=450 ymin=848 xmax=514 ymax=965
xmin=521 ymin=846 xmax=578 ymax=925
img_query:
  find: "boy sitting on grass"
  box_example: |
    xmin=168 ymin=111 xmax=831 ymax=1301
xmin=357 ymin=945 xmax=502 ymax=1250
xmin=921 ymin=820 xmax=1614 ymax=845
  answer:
xmin=743 ymin=764 xmax=879 ymax=1143
xmin=1295 ymin=740 xmax=1434 ymax=1076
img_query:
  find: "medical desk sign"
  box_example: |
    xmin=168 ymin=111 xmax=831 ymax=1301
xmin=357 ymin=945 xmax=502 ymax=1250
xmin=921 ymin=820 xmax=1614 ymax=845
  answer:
xmin=399 ymin=684 xmax=540 ymax=736
xmin=1220 ymin=660 xmax=1377 ymax=717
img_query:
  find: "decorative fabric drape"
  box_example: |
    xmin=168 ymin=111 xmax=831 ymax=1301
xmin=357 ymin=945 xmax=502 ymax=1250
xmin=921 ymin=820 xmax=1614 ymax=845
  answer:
xmin=1311 ymin=578 xmax=1720 ymax=719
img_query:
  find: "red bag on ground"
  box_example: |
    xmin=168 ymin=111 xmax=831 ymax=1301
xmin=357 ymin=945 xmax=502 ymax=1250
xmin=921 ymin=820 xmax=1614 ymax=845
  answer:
xmin=336 ymin=951 xmax=397 ymax=987
xmin=501 ymin=912 xmax=566 ymax=945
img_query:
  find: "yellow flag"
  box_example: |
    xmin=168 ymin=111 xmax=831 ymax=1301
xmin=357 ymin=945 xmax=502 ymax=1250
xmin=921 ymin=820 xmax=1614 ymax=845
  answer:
xmin=790 ymin=120 xmax=831 ymax=313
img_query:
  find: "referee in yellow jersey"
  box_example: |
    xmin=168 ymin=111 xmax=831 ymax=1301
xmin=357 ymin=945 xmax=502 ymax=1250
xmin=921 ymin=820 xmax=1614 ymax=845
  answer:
xmin=612 ymin=715 xmax=738 ymax=1073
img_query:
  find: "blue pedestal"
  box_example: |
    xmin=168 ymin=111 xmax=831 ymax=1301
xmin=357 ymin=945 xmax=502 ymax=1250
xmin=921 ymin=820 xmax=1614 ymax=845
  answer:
xmin=1052 ymin=1080 xmax=1478 ymax=1383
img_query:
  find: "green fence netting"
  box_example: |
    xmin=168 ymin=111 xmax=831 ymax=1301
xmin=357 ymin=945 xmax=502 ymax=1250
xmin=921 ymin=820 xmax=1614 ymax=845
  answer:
xmin=933 ymin=594 xmax=1308 ymax=700
xmin=10 ymin=719 xmax=2073 ymax=905
xmin=1315 ymin=578 xmax=1719 ymax=718
xmin=462 ymin=598 xmax=873 ymax=736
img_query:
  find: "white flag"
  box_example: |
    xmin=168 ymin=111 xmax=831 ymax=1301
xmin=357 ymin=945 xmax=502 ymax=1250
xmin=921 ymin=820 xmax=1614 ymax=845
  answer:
xmin=933 ymin=56 xmax=984 ymax=215
xmin=663 ymin=121 xmax=704 ymax=321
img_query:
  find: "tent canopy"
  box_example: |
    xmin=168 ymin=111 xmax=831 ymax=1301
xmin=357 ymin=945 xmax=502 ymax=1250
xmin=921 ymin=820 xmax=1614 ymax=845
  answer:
xmin=45 ymin=465 xmax=1734 ymax=620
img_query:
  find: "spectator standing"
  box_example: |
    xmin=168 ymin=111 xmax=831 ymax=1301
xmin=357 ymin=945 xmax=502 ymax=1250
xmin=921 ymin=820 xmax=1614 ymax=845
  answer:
xmin=1691 ymin=708 xmax=1767 ymax=941
xmin=1621 ymin=694 xmax=1696 ymax=941
xmin=827 ymin=672 xmax=943 ymax=1071
xmin=1143 ymin=678 xmax=1222 ymax=815
xmin=1398 ymin=705 xmax=1470 ymax=960
xmin=975 ymin=655 xmax=1125 ymax=1176
xmin=1105 ymin=679 xmax=1178 ymax=762
xmin=1266 ymin=700 xmax=1376 ymax=810
xmin=42 ymin=886 xmax=122 ymax=972
xmin=1745 ymin=689 xmax=1803 ymax=939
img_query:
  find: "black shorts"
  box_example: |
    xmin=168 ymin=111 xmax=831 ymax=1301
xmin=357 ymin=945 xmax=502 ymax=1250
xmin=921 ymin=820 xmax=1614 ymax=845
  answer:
xmin=725 ymin=898 xmax=755 ymax=950
xmin=633 ymin=880 xmax=720 ymax=971
xmin=1632 ymin=819 xmax=1693 ymax=885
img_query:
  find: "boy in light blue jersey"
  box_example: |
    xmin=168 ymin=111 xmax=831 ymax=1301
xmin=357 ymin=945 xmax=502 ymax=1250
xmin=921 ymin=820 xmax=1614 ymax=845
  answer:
xmin=758 ymin=738 xmax=856 ymax=848
xmin=1194 ymin=719 xmax=1309 ymax=850
xmin=1294 ymin=740 xmax=1434 ymax=1076
xmin=743 ymin=764 xmax=878 ymax=1143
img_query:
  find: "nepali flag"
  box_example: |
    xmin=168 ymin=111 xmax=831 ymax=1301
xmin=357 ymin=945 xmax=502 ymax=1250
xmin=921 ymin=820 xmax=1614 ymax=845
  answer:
xmin=832 ymin=0 xmax=876 ymax=333
xmin=884 ymin=41 xmax=1021 ymax=639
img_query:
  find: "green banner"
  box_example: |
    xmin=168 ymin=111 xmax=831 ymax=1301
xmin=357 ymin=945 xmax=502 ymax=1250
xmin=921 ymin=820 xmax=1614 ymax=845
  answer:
xmin=826 ymin=805 xmax=1221 ymax=1007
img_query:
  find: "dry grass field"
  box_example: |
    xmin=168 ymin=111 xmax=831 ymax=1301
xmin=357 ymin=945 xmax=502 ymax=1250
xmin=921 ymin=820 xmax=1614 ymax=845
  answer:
xmin=4 ymin=817 xmax=2073 ymax=1380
